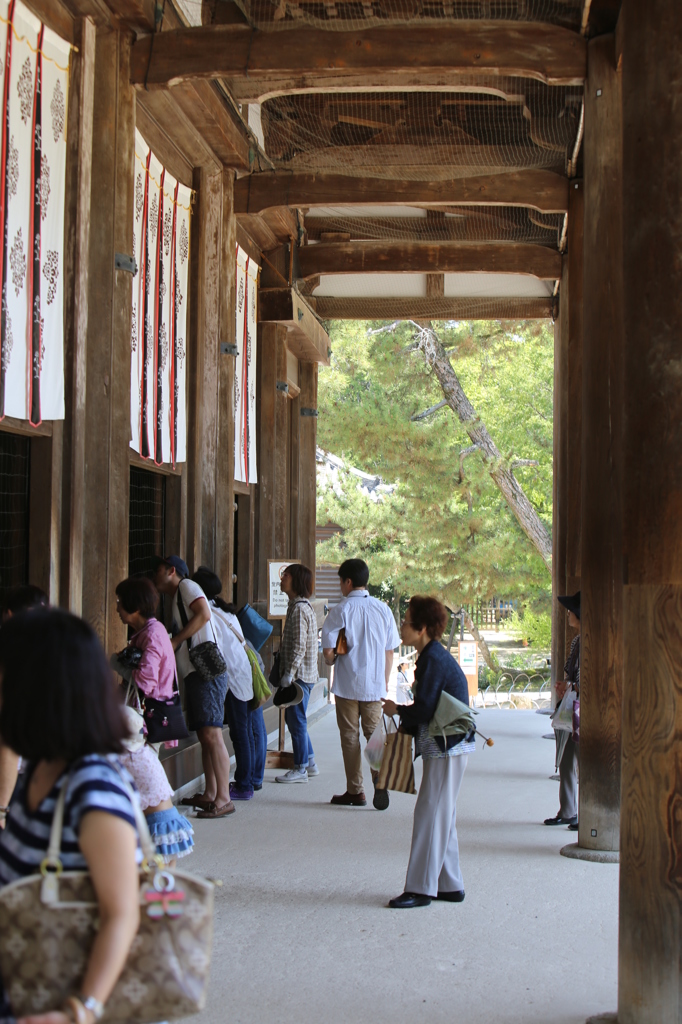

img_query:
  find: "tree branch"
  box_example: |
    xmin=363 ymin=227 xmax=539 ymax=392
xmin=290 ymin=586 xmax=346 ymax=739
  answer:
xmin=510 ymin=458 xmax=540 ymax=469
xmin=458 ymin=444 xmax=483 ymax=483
xmin=411 ymin=399 xmax=448 ymax=422
xmin=459 ymin=607 xmax=499 ymax=671
xmin=407 ymin=322 xmax=552 ymax=570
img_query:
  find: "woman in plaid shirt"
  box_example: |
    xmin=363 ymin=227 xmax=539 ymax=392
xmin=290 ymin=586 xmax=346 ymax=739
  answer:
xmin=275 ymin=564 xmax=320 ymax=784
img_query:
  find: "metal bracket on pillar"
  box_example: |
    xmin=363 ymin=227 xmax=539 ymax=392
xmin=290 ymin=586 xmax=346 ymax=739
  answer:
xmin=220 ymin=342 xmax=238 ymax=356
xmin=114 ymin=253 xmax=138 ymax=275
xmin=276 ymin=381 xmax=289 ymax=393
xmin=301 ymin=407 xmax=318 ymax=417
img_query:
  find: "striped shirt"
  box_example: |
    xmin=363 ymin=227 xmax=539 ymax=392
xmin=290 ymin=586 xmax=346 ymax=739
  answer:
xmin=279 ymin=598 xmax=319 ymax=686
xmin=0 ymin=755 xmax=140 ymax=888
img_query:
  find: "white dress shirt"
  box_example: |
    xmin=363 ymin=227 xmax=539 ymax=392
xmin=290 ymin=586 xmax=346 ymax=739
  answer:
xmin=321 ymin=589 xmax=400 ymax=701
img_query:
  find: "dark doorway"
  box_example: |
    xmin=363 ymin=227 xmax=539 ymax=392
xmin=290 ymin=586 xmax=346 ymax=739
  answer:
xmin=129 ymin=466 xmax=166 ymax=579
xmin=0 ymin=432 xmax=30 ymax=604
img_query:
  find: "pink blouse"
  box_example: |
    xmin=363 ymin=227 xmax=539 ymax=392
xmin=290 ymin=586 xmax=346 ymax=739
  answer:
xmin=130 ymin=618 xmax=176 ymax=700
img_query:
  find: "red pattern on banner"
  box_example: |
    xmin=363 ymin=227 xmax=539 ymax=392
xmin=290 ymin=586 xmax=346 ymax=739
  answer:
xmin=153 ymin=168 xmax=164 ymax=465
xmin=169 ymin=180 xmax=178 ymax=467
xmin=242 ymin=256 xmax=249 ymax=484
xmin=138 ymin=149 xmax=151 ymax=458
xmin=27 ymin=26 xmax=43 ymax=426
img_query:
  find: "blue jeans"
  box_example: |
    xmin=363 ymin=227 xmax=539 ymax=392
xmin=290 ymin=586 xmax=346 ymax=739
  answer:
xmin=285 ymin=681 xmax=315 ymax=768
xmin=224 ymin=690 xmax=253 ymax=791
xmin=249 ymin=705 xmax=267 ymax=787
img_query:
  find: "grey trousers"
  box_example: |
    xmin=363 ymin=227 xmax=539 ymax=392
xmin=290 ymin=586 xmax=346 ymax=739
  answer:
xmin=404 ymin=754 xmax=468 ymax=898
xmin=559 ymin=736 xmax=579 ymax=819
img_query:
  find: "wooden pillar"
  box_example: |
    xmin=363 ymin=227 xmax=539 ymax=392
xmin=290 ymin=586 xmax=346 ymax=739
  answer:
xmin=61 ymin=16 xmax=95 ymax=614
xmin=81 ymin=28 xmax=135 ymax=651
xmin=618 ymin=1 xmax=682 ymax=1019
xmin=551 ymin=284 xmax=567 ymax=686
xmin=298 ymin=362 xmax=318 ymax=587
xmin=255 ymin=321 xmax=277 ymax=605
xmin=573 ymin=34 xmax=623 ymax=858
xmin=186 ymin=167 xmax=221 ymax=573
xmin=274 ymin=330 xmax=289 ymax=559
xmin=215 ymin=169 xmax=236 ymax=591
xmin=565 ymin=179 xmax=583 ymax=608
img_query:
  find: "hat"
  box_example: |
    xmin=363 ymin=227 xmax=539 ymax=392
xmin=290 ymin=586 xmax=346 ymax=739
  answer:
xmin=192 ymin=566 xmax=222 ymax=600
xmin=152 ymin=555 xmax=189 ymax=579
xmin=273 ymin=681 xmax=304 ymax=709
xmin=557 ymin=591 xmax=580 ymax=619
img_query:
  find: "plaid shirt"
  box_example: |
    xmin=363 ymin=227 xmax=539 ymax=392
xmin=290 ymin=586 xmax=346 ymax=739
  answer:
xmin=280 ymin=598 xmax=318 ymax=686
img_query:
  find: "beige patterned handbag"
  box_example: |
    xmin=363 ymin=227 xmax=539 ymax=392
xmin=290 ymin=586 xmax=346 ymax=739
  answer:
xmin=0 ymin=767 xmax=215 ymax=1023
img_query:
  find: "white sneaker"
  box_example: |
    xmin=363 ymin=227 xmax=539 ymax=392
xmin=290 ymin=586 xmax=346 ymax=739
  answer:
xmin=275 ymin=768 xmax=308 ymax=784
xmin=306 ymin=763 xmax=320 ymax=777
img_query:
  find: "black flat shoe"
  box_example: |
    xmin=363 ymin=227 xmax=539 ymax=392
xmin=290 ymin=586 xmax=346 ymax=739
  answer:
xmin=388 ymin=892 xmax=432 ymax=909
xmin=567 ymin=822 xmax=579 ymax=831
xmin=544 ymin=815 xmax=578 ymax=826
xmin=435 ymin=890 xmax=465 ymax=903
xmin=373 ymin=786 xmax=389 ymax=811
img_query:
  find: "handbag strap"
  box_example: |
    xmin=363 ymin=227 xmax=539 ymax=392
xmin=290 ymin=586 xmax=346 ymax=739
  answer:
xmin=125 ymin=679 xmax=143 ymax=713
xmin=46 ymin=760 xmax=157 ymax=873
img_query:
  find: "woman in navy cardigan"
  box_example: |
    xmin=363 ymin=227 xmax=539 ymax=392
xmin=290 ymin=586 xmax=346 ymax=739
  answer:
xmin=383 ymin=596 xmax=475 ymax=909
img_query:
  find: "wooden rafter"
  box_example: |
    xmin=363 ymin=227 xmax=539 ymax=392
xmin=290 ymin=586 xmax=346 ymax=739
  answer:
xmin=130 ymin=23 xmax=587 ymax=97
xmin=235 ymin=170 xmax=569 ymax=214
xmin=297 ymin=240 xmax=562 ymax=279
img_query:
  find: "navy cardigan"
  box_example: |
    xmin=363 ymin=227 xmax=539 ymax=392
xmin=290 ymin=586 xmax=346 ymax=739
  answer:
xmin=398 ymin=640 xmax=471 ymax=753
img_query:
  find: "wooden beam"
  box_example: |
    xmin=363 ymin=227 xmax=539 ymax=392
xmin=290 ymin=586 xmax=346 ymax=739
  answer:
xmin=305 ymin=211 xmax=561 ymax=243
xmin=298 ymin=241 xmax=561 ymax=280
xmin=259 ymin=288 xmax=331 ymax=364
xmin=235 ymin=170 xmax=569 ymax=215
xmin=215 ymin=169 xmax=237 ymax=593
xmin=169 ymin=80 xmax=252 ymax=172
xmin=61 ymin=15 xmax=95 ymax=615
xmin=298 ymin=362 xmax=318 ymax=588
xmin=565 ymin=179 xmax=583 ymax=611
xmin=135 ymin=91 xmax=220 ymax=179
xmin=619 ymin=2 xmax=682 ymax=1019
xmin=130 ymin=23 xmax=586 ymax=95
xmin=578 ymin=33 xmax=623 ymax=857
xmin=82 ymin=29 xmax=135 ymax=651
xmin=311 ymin=295 xmax=553 ymax=319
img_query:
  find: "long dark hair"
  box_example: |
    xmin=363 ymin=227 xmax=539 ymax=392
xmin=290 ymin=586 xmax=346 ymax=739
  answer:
xmin=0 ymin=608 xmax=128 ymax=761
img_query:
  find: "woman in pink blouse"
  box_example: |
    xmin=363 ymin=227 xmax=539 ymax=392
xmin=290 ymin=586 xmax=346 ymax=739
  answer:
xmin=115 ymin=577 xmax=176 ymax=700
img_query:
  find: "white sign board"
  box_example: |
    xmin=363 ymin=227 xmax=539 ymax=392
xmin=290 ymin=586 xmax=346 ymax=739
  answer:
xmin=458 ymin=641 xmax=478 ymax=695
xmin=268 ymin=560 xmax=300 ymax=619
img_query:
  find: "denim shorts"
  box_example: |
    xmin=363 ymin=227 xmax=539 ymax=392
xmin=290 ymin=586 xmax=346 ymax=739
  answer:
xmin=184 ymin=670 xmax=228 ymax=731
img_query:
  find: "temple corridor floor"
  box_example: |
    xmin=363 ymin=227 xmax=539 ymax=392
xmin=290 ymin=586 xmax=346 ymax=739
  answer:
xmin=181 ymin=708 xmax=618 ymax=1024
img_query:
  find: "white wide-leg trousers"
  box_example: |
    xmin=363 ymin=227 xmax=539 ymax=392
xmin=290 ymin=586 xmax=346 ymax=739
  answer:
xmin=404 ymin=754 xmax=468 ymax=898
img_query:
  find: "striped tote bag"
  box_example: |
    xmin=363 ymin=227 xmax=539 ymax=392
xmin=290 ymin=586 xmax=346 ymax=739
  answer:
xmin=376 ymin=728 xmax=417 ymax=794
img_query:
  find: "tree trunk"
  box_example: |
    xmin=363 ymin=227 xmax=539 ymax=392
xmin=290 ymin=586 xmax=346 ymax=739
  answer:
xmin=392 ymin=590 xmax=401 ymax=630
xmin=460 ymin=607 xmax=499 ymax=671
xmin=414 ymin=323 xmax=552 ymax=570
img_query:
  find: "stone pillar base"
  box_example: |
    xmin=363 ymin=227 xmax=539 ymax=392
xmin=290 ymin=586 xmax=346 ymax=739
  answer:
xmin=586 ymin=1014 xmax=617 ymax=1023
xmin=560 ymin=842 xmax=619 ymax=864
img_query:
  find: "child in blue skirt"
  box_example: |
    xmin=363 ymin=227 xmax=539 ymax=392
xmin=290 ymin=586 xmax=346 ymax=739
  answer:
xmin=120 ymin=706 xmax=194 ymax=864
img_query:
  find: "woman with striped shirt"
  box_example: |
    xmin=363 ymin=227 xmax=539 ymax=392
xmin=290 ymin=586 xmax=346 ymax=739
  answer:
xmin=0 ymin=609 xmax=142 ymax=1024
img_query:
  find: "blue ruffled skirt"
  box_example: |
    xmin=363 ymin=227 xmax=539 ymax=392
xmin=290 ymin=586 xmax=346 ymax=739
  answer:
xmin=146 ymin=807 xmax=194 ymax=861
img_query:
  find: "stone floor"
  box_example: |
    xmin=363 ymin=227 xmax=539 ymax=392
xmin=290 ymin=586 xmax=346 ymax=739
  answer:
xmin=181 ymin=708 xmax=618 ymax=1024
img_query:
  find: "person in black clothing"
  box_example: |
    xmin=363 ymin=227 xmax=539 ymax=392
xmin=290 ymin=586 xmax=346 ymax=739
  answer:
xmin=383 ymin=596 xmax=474 ymax=909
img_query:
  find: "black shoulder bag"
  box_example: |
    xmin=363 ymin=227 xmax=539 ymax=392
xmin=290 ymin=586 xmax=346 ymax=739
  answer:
xmin=126 ymin=675 xmax=189 ymax=744
xmin=177 ymin=583 xmax=228 ymax=682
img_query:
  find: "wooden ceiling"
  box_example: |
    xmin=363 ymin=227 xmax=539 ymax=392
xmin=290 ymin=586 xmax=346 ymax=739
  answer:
xmin=103 ymin=0 xmax=621 ymax=318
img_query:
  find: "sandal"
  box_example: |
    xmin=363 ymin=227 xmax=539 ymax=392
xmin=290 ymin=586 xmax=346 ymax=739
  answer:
xmin=196 ymin=801 xmax=236 ymax=818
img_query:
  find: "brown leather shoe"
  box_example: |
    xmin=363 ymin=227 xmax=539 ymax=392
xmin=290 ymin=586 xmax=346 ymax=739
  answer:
xmin=330 ymin=791 xmax=367 ymax=807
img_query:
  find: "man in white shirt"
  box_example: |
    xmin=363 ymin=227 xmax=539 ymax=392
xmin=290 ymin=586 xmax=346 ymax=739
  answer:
xmin=153 ymin=555 xmax=234 ymax=819
xmin=321 ymin=558 xmax=400 ymax=810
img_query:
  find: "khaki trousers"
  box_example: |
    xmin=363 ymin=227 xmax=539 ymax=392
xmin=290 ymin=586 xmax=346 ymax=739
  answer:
xmin=335 ymin=696 xmax=383 ymax=795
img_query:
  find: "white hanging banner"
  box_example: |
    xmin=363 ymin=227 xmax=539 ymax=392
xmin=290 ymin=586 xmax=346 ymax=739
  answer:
xmin=0 ymin=0 xmax=69 ymax=424
xmin=130 ymin=128 xmax=190 ymax=466
xmin=234 ymin=244 xmax=258 ymax=484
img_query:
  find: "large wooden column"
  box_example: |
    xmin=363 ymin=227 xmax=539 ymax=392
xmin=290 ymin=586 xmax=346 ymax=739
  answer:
xmin=81 ymin=28 xmax=135 ymax=651
xmin=254 ymin=321 xmax=279 ymax=607
xmin=618 ymin=1 xmax=682 ymax=1019
xmin=274 ymin=330 xmax=289 ymax=559
xmin=186 ymin=167 xmax=222 ymax=572
xmin=61 ymin=17 xmax=95 ymax=614
xmin=567 ymin=34 xmax=623 ymax=861
xmin=551 ymin=181 xmax=582 ymax=686
xmin=298 ymin=362 xmax=318 ymax=587
xmin=214 ymin=169 xmax=236 ymax=591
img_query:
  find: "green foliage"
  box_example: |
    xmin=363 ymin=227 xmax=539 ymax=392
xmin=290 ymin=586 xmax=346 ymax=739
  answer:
xmin=317 ymin=319 xmax=553 ymax=611
xmin=504 ymin=608 xmax=553 ymax=650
